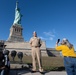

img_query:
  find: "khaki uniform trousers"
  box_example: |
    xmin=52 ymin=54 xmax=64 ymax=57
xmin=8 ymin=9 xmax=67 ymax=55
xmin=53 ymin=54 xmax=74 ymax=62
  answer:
xmin=31 ymin=47 xmax=42 ymax=71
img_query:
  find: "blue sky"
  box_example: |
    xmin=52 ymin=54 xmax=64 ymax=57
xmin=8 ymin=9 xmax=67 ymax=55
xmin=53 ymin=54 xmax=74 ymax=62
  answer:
xmin=0 ymin=0 xmax=76 ymax=49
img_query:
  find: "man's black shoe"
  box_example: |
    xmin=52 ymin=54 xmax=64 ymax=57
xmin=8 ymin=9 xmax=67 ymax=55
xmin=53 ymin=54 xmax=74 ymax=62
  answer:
xmin=31 ymin=70 xmax=36 ymax=73
xmin=39 ymin=71 xmax=44 ymax=74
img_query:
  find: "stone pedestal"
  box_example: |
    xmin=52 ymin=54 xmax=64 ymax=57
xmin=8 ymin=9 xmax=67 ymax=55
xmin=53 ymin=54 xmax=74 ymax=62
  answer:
xmin=7 ymin=24 xmax=24 ymax=42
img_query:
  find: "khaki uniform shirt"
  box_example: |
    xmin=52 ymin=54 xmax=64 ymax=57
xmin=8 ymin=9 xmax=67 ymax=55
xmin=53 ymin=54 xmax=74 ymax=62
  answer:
xmin=29 ymin=37 xmax=42 ymax=47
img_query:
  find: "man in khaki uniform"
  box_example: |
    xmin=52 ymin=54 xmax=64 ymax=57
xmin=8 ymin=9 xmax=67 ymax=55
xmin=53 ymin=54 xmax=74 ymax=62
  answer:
xmin=29 ymin=31 xmax=43 ymax=72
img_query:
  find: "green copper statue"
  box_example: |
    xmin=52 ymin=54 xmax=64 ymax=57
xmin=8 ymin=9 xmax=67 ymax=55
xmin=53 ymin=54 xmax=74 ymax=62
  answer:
xmin=13 ymin=1 xmax=22 ymax=25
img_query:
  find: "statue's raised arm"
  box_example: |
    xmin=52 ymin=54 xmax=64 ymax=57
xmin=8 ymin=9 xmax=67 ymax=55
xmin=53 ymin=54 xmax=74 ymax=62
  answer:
xmin=13 ymin=1 xmax=22 ymax=25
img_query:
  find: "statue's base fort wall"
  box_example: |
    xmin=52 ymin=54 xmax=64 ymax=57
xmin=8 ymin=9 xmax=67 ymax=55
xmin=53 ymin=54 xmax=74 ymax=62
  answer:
xmin=5 ymin=41 xmax=60 ymax=57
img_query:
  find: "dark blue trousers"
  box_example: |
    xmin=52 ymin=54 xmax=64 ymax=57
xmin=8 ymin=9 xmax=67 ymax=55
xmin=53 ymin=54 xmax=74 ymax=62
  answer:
xmin=64 ymin=57 xmax=76 ymax=75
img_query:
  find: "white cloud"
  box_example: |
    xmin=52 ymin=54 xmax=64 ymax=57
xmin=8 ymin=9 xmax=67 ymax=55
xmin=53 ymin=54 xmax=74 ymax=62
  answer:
xmin=49 ymin=37 xmax=53 ymax=41
xmin=39 ymin=36 xmax=47 ymax=40
xmin=40 ymin=30 xmax=56 ymax=41
xmin=43 ymin=31 xmax=55 ymax=37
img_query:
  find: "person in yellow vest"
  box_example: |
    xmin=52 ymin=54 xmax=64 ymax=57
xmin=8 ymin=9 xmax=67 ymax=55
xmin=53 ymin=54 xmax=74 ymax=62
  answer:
xmin=29 ymin=31 xmax=43 ymax=73
xmin=55 ymin=38 xmax=76 ymax=75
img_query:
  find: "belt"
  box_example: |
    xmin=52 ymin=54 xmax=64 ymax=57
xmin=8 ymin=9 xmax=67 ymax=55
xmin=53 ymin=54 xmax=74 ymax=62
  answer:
xmin=32 ymin=46 xmax=39 ymax=48
xmin=64 ymin=56 xmax=76 ymax=58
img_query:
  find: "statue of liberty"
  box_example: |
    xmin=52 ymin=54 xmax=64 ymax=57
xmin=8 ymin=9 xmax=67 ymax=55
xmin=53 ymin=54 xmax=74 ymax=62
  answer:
xmin=13 ymin=1 xmax=22 ymax=25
